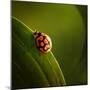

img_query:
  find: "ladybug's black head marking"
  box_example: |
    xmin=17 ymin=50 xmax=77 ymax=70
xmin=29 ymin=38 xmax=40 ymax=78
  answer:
xmin=33 ymin=31 xmax=38 ymax=35
xmin=33 ymin=31 xmax=39 ymax=38
xmin=34 ymin=31 xmax=43 ymax=38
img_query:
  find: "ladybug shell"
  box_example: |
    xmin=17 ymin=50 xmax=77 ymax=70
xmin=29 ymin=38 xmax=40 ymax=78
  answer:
xmin=34 ymin=31 xmax=52 ymax=53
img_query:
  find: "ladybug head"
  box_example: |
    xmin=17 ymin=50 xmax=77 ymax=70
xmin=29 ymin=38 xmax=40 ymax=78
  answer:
xmin=33 ymin=31 xmax=39 ymax=38
xmin=33 ymin=31 xmax=43 ymax=38
xmin=33 ymin=31 xmax=38 ymax=35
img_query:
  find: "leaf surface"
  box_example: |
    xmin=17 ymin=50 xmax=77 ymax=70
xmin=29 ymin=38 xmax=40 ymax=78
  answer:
xmin=12 ymin=17 xmax=66 ymax=89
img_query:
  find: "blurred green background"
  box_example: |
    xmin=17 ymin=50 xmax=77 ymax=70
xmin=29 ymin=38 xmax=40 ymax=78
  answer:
xmin=12 ymin=1 xmax=87 ymax=86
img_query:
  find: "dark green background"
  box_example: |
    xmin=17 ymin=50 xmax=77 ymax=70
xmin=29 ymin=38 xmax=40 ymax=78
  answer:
xmin=12 ymin=1 xmax=87 ymax=85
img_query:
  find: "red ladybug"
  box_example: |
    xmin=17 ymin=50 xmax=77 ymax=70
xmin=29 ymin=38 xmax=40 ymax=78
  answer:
xmin=33 ymin=31 xmax=52 ymax=53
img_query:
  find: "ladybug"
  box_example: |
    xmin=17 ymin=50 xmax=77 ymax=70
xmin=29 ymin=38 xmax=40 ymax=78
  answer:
xmin=33 ymin=31 xmax=52 ymax=53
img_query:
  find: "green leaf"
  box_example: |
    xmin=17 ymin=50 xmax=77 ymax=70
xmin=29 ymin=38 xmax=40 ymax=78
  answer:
xmin=12 ymin=17 xmax=66 ymax=89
